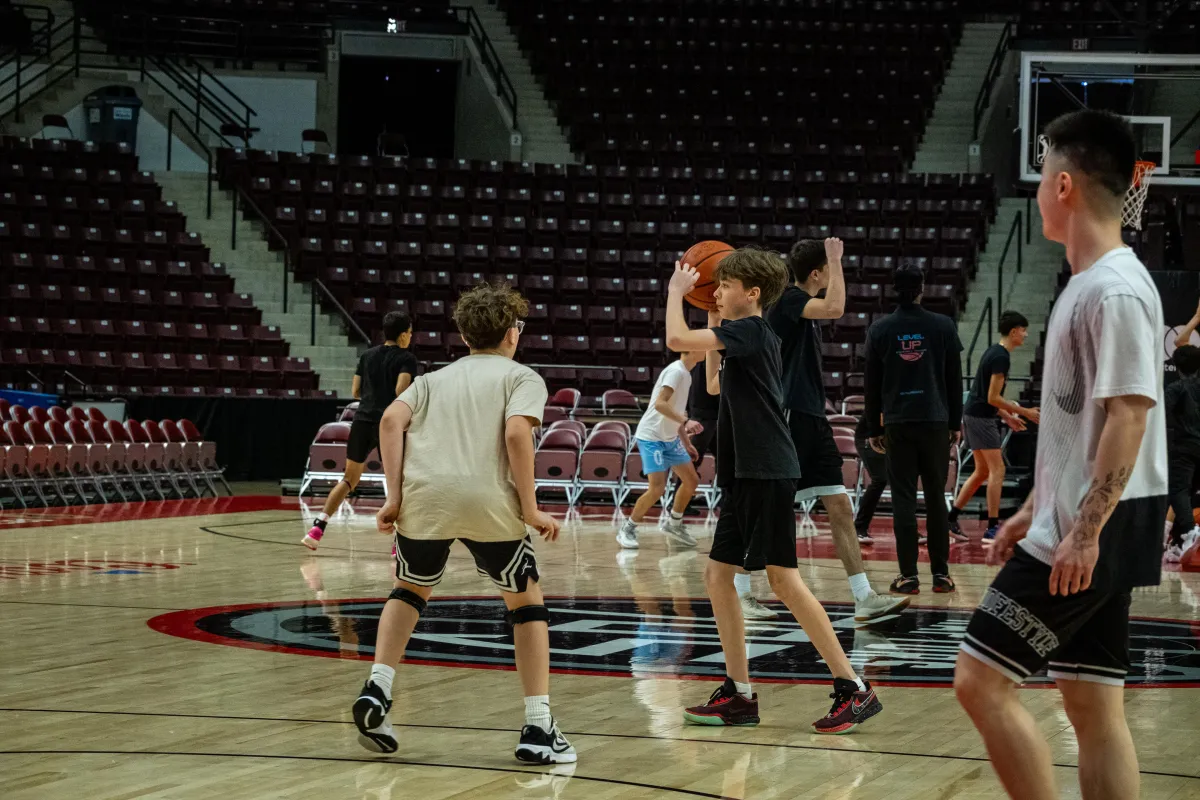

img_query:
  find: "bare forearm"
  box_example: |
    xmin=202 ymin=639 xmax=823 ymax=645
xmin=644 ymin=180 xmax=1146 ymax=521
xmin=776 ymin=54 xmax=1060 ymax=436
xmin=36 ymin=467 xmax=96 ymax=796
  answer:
xmin=379 ymin=407 xmax=407 ymax=499
xmin=1176 ymin=315 xmax=1200 ymax=347
xmin=1074 ymin=406 xmax=1148 ymax=541
xmin=655 ymin=400 xmax=688 ymax=425
xmin=505 ymin=428 xmax=540 ymax=517
xmin=824 ymin=260 xmax=846 ymax=318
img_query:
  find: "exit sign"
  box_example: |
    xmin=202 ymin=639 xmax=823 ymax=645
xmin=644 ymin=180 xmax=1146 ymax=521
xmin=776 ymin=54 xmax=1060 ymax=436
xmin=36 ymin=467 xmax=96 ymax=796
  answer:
xmin=1071 ymin=38 xmax=1090 ymax=50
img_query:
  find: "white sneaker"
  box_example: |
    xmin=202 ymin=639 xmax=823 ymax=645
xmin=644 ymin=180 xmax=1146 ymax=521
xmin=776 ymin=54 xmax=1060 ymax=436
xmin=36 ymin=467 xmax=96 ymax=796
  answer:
xmin=1166 ymin=544 xmax=1184 ymax=563
xmin=739 ymin=594 xmax=778 ymax=619
xmin=1183 ymin=526 xmax=1200 ymax=552
xmin=854 ymin=591 xmax=911 ymax=622
xmin=662 ymin=519 xmax=697 ymax=547
xmin=616 ymin=522 xmax=639 ymax=550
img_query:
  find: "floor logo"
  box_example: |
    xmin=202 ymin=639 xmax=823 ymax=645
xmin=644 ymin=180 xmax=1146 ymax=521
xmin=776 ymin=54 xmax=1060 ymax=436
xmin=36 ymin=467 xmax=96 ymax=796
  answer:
xmin=147 ymin=597 xmax=1200 ymax=687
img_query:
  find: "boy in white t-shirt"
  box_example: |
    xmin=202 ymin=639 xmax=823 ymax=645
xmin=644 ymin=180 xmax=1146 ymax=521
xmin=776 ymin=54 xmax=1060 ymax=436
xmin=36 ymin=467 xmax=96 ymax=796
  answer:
xmin=618 ymin=352 xmax=706 ymax=549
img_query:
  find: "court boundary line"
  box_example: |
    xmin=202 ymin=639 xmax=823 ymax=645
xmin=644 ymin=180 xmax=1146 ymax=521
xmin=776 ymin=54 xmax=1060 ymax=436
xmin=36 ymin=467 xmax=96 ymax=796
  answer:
xmin=0 ymin=748 xmax=734 ymax=798
xmin=3 ymin=707 xmax=1198 ymax=782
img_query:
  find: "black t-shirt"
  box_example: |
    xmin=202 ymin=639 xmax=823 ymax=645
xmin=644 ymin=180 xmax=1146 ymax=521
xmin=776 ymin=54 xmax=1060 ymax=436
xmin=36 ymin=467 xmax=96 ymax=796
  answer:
xmin=354 ymin=344 xmax=418 ymax=423
xmin=965 ymin=343 xmax=1011 ymax=418
xmin=689 ymin=360 xmax=720 ymax=421
xmin=1166 ymin=374 xmax=1200 ymax=452
xmin=766 ymin=285 xmax=826 ymax=417
xmin=710 ymin=316 xmax=800 ymax=486
xmin=863 ymin=305 xmax=963 ymax=436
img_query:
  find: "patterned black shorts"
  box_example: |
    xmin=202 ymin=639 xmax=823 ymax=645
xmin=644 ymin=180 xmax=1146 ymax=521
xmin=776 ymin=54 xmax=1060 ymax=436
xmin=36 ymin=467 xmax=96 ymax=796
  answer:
xmin=394 ymin=533 xmax=539 ymax=594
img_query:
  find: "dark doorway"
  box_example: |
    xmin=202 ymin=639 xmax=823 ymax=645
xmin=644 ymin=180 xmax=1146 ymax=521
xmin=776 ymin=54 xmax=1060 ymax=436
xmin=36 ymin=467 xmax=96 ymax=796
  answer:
xmin=337 ymin=56 xmax=459 ymax=158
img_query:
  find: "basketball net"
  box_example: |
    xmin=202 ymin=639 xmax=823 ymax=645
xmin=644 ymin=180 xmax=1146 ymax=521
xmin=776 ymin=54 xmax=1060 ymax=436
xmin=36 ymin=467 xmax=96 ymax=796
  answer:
xmin=1122 ymin=160 xmax=1155 ymax=231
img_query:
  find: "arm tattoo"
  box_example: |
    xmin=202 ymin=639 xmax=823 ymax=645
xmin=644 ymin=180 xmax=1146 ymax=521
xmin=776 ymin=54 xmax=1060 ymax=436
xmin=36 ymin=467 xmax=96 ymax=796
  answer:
xmin=1074 ymin=466 xmax=1132 ymax=544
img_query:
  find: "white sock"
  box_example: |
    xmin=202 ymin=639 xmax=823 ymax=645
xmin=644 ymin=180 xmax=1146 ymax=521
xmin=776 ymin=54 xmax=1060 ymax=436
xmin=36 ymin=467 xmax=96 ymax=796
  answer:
xmin=854 ymin=677 xmax=867 ymax=692
xmin=318 ymin=512 xmax=330 ymax=522
xmin=370 ymin=663 xmax=395 ymax=699
xmin=524 ymin=695 xmax=552 ymax=731
xmin=734 ymin=572 xmax=752 ymax=596
xmin=848 ymin=573 xmax=872 ymax=602
xmin=670 ymin=510 xmax=684 ymax=521
xmin=622 ymin=519 xmax=637 ymax=532
xmin=732 ymin=679 xmax=752 ymax=698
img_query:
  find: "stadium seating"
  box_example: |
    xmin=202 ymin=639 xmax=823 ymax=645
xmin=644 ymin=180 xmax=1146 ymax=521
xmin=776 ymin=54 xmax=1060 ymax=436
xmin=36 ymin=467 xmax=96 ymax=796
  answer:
xmin=0 ymin=401 xmax=228 ymax=506
xmin=0 ymin=136 xmax=322 ymax=396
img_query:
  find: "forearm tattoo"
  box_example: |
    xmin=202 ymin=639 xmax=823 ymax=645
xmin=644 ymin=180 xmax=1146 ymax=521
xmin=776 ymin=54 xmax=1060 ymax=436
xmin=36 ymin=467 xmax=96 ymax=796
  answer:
xmin=1075 ymin=466 xmax=1132 ymax=543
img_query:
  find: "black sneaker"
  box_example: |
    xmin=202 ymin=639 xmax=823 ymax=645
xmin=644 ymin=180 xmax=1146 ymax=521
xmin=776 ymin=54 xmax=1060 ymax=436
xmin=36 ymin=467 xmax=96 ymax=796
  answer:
xmin=515 ymin=719 xmax=577 ymax=764
xmin=889 ymin=574 xmax=920 ymax=595
xmin=812 ymin=677 xmax=882 ymax=735
xmin=352 ymin=680 xmax=397 ymax=753
xmin=856 ymin=529 xmax=875 ymax=545
xmin=933 ymin=574 xmax=956 ymax=593
xmin=948 ymin=517 xmax=969 ymax=543
xmin=683 ymin=677 xmax=760 ymax=726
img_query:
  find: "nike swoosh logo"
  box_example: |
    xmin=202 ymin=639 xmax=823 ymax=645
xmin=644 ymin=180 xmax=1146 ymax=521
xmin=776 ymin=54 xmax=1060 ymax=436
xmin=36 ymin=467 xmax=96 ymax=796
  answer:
xmin=852 ymin=693 xmax=874 ymax=713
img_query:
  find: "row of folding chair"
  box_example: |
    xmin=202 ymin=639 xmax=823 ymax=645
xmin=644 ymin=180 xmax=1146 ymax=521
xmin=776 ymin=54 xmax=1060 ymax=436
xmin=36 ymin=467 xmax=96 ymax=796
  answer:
xmin=0 ymin=410 xmax=229 ymax=507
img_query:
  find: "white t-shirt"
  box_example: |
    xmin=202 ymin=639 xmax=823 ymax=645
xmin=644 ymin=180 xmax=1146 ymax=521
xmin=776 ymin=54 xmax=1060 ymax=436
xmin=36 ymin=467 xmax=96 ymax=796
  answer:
xmin=396 ymin=354 xmax=548 ymax=541
xmin=635 ymin=360 xmax=692 ymax=442
xmin=1019 ymin=247 xmax=1168 ymax=572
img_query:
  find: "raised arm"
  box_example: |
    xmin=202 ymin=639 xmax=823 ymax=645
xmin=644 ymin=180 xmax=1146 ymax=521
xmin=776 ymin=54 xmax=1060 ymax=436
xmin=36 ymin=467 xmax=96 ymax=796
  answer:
xmin=1175 ymin=298 xmax=1200 ymax=348
xmin=800 ymin=237 xmax=846 ymax=320
xmin=665 ymin=262 xmax=726 ymax=353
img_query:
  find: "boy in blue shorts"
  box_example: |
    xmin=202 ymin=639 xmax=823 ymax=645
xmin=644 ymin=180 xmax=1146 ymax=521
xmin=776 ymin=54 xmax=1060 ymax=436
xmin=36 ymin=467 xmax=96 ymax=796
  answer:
xmin=618 ymin=351 xmax=705 ymax=549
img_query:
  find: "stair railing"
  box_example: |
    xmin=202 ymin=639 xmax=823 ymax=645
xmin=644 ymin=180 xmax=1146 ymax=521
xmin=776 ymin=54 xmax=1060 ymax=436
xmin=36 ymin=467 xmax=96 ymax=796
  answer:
xmin=996 ymin=210 xmax=1024 ymax=313
xmin=165 ymin=108 xmax=214 ymax=219
xmin=973 ymin=21 xmax=1014 ymax=140
xmin=453 ymin=5 xmax=517 ymax=124
xmin=964 ymin=296 xmax=995 ymax=379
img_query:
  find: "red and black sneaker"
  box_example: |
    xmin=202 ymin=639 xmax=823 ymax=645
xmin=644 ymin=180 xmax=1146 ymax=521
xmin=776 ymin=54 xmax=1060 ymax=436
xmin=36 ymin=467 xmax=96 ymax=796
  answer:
xmin=932 ymin=574 xmax=956 ymax=593
xmin=682 ymin=677 xmax=759 ymax=726
xmin=812 ymin=677 xmax=882 ymax=735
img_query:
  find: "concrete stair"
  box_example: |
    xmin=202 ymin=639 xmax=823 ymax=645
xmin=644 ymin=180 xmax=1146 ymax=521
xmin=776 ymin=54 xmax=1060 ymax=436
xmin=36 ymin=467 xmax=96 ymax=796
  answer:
xmin=958 ymin=198 xmax=1064 ymax=380
xmin=460 ymin=0 xmax=577 ymax=164
xmin=156 ymin=172 xmax=362 ymax=395
xmin=912 ymin=22 xmax=1008 ymax=174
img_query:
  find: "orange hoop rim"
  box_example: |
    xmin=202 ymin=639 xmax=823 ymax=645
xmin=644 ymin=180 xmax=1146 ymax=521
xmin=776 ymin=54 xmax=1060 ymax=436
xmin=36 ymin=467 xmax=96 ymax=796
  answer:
xmin=1132 ymin=160 xmax=1156 ymax=187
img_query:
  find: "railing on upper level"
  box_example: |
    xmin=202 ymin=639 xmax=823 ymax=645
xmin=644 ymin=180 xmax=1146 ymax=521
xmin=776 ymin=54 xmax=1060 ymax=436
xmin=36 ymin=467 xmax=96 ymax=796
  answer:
xmin=996 ymin=211 xmax=1024 ymax=313
xmin=453 ymin=4 xmax=518 ymax=125
xmin=964 ymin=296 xmax=995 ymax=379
xmin=973 ymin=21 xmax=1014 ymax=140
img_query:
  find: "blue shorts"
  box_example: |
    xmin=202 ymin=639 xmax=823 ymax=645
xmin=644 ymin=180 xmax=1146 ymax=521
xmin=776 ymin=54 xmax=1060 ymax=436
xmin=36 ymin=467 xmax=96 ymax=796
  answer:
xmin=635 ymin=438 xmax=692 ymax=474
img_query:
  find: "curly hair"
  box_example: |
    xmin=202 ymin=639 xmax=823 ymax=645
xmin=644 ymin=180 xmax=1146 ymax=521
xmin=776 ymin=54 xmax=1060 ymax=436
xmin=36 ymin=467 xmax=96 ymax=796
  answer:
xmin=713 ymin=246 xmax=789 ymax=308
xmin=452 ymin=282 xmax=530 ymax=350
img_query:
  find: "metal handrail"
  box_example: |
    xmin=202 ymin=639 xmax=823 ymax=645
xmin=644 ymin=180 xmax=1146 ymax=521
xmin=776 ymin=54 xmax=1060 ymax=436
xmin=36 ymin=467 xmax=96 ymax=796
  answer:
xmin=973 ymin=21 xmax=1013 ymax=140
xmin=312 ymin=278 xmax=371 ymax=346
xmin=165 ymin=108 xmax=214 ymax=220
xmin=145 ymin=54 xmax=242 ymax=144
xmin=229 ymin=185 xmax=290 ymax=312
xmin=453 ymin=5 xmax=518 ymax=125
xmin=964 ymin=296 xmax=995 ymax=379
xmin=996 ymin=211 xmax=1024 ymax=312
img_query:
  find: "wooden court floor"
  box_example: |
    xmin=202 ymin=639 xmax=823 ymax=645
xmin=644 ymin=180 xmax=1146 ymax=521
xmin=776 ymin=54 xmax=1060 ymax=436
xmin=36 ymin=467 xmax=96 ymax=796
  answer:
xmin=2 ymin=495 xmax=1199 ymax=799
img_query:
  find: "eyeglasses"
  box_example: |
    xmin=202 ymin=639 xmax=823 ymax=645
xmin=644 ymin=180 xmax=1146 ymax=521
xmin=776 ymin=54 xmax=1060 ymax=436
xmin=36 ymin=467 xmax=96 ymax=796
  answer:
xmin=514 ymin=319 xmax=526 ymax=334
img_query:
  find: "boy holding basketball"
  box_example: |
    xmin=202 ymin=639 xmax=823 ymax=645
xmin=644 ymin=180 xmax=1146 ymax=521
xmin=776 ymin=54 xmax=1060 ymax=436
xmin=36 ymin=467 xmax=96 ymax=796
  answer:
xmin=665 ymin=248 xmax=882 ymax=733
xmin=351 ymin=283 xmax=575 ymax=765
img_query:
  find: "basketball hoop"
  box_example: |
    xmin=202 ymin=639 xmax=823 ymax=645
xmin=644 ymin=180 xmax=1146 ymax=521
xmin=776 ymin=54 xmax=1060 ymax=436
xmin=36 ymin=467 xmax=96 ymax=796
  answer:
xmin=1122 ymin=160 xmax=1155 ymax=230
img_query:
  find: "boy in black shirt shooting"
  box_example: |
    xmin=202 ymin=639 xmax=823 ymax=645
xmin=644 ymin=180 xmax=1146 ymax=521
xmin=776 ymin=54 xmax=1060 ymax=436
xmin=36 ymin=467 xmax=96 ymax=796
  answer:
xmin=304 ymin=311 xmax=418 ymax=549
xmin=1165 ymin=344 xmax=1200 ymax=562
xmin=666 ymin=248 xmax=882 ymax=734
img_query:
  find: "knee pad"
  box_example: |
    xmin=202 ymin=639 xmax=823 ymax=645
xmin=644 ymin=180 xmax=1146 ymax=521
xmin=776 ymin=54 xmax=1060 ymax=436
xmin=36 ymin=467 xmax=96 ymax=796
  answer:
xmin=388 ymin=587 xmax=427 ymax=614
xmin=505 ymin=604 xmax=550 ymax=626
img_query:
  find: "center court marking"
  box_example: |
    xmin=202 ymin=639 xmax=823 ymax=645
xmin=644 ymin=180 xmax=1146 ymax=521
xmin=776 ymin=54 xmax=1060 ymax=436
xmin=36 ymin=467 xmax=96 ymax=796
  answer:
xmin=2 ymin=709 xmax=1197 ymax=782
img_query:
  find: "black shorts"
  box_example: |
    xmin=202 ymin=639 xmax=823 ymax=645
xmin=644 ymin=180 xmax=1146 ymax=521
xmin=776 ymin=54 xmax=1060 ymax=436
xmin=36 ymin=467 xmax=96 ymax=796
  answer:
xmin=394 ymin=533 xmax=540 ymax=594
xmin=709 ymin=479 xmax=798 ymax=571
xmin=962 ymin=414 xmax=1004 ymax=451
xmin=961 ymin=548 xmax=1131 ymax=686
xmin=785 ymin=411 xmax=846 ymax=500
xmin=346 ymin=417 xmax=380 ymax=463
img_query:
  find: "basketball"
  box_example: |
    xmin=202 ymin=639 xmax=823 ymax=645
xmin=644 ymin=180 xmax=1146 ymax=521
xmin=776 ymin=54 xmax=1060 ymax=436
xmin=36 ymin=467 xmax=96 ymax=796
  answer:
xmin=680 ymin=240 xmax=733 ymax=311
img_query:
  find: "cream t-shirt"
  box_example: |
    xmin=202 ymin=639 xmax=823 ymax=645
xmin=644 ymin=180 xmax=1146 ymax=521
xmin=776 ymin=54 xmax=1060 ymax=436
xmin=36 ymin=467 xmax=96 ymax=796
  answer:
xmin=396 ymin=354 xmax=548 ymax=541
